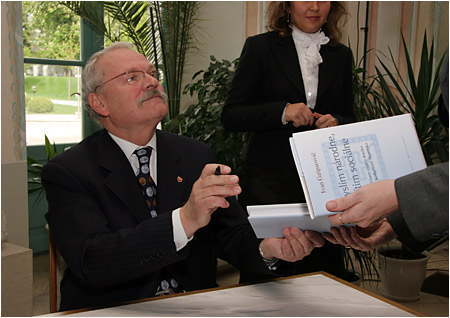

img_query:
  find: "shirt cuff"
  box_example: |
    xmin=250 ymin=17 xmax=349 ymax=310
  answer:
xmin=333 ymin=116 xmax=339 ymax=125
xmin=281 ymin=103 xmax=290 ymax=125
xmin=172 ymin=208 xmax=193 ymax=251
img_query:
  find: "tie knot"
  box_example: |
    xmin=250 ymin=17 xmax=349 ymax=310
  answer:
xmin=135 ymin=146 xmax=152 ymax=162
xmin=135 ymin=146 xmax=151 ymax=158
xmin=135 ymin=147 xmax=152 ymax=173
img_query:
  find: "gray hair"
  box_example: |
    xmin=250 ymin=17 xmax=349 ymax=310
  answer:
xmin=82 ymin=42 xmax=136 ymax=120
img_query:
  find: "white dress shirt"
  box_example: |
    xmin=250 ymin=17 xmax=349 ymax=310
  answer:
xmin=109 ymin=132 xmax=191 ymax=251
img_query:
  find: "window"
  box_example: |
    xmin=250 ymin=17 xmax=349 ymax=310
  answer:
xmin=24 ymin=63 xmax=83 ymax=145
xmin=23 ymin=1 xmax=103 ymax=146
xmin=23 ymin=1 xmax=103 ymax=253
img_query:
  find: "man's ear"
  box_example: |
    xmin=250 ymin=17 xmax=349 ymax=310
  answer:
xmin=88 ymin=92 xmax=109 ymax=117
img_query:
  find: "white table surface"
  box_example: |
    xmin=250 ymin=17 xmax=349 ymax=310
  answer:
xmin=47 ymin=272 xmax=420 ymax=317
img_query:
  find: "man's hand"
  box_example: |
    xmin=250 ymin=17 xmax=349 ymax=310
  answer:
xmin=260 ymin=228 xmax=325 ymax=262
xmin=180 ymin=164 xmax=241 ymax=238
xmin=327 ymin=180 xmax=399 ymax=228
xmin=322 ymin=219 xmax=397 ymax=251
xmin=284 ymin=103 xmax=315 ymax=127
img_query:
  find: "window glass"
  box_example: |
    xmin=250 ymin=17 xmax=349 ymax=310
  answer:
xmin=23 ymin=1 xmax=82 ymax=145
xmin=25 ymin=64 xmax=82 ymax=145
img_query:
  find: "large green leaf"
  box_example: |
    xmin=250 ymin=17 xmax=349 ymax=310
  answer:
xmin=27 ymin=135 xmax=67 ymax=208
xmin=164 ymin=56 xmax=248 ymax=175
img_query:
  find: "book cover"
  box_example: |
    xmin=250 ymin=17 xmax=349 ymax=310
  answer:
xmin=290 ymin=114 xmax=427 ymax=219
xmin=247 ymin=203 xmax=345 ymax=238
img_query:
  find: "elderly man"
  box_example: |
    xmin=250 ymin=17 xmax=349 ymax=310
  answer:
xmin=42 ymin=42 xmax=325 ymax=311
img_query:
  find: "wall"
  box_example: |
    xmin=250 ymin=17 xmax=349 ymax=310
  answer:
xmin=1 ymin=1 xmax=29 ymax=248
xmin=181 ymin=1 xmax=248 ymax=112
xmin=353 ymin=1 xmax=448 ymax=81
xmin=343 ymin=1 xmax=369 ymax=64
xmin=181 ymin=1 xmax=449 ymax=112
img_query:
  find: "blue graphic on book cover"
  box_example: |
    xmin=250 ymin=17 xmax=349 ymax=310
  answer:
xmin=322 ymin=134 xmax=389 ymax=198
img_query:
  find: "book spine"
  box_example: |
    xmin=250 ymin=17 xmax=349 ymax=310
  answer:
xmin=290 ymin=138 xmax=316 ymax=219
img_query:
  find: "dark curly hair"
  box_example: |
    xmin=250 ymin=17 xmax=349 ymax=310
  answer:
xmin=265 ymin=1 xmax=349 ymax=45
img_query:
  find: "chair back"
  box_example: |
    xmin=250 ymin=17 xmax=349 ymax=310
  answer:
xmin=49 ymin=230 xmax=67 ymax=313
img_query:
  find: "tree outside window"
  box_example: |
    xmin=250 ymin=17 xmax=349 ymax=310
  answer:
xmin=23 ymin=1 xmax=82 ymax=146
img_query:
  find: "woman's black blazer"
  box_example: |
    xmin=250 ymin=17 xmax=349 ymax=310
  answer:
xmin=222 ymin=31 xmax=355 ymax=169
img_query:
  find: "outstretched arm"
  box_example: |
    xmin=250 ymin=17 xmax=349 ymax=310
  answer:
xmin=326 ymin=180 xmax=399 ymax=228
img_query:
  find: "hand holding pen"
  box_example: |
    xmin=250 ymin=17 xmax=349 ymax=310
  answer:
xmin=180 ymin=164 xmax=241 ymax=237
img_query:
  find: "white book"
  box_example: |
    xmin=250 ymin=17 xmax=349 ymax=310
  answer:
xmin=247 ymin=203 xmax=345 ymax=238
xmin=290 ymin=113 xmax=427 ymax=219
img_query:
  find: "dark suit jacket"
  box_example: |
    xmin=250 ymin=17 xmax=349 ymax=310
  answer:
xmin=43 ymin=129 xmax=287 ymax=311
xmin=388 ymin=163 xmax=449 ymax=255
xmin=221 ymin=31 xmax=355 ymax=205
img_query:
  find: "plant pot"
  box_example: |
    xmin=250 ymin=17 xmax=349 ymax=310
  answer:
xmin=378 ymin=246 xmax=430 ymax=302
xmin=345 ymin=271 xmax=362 ymax=286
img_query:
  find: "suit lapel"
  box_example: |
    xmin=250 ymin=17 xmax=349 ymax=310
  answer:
xmin=97 ymin=130 xmax=151 ymax=223
xmin=155 ymin=130 xmax=186 ymax=213
xmin=270 ymin=34 xmax=305 ymax=96
xmin=270 ymin=37 xmax=340 ymax=104
xmin=317 ymin=45 xmax=338 ymax=100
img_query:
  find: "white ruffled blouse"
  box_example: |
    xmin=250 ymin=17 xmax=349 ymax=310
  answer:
xmin=291 ymin=26 xmax=330 ymax=109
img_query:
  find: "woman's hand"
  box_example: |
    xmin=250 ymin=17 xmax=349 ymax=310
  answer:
xmin=284 ymin=103 xmax=315 ymax=127
xmin=313 ymin=113 xmax=338 ymax=129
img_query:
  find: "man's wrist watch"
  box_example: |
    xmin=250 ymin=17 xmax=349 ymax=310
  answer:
xmin=259 ymin=243 xmax=279 ymax=271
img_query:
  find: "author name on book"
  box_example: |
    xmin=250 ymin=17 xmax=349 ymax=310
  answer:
xmin=311 ymin=133 xmax=363 ymax=196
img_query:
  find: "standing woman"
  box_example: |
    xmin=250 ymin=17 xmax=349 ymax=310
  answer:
xmin=222 ymin=2 xmax=355 ymax=282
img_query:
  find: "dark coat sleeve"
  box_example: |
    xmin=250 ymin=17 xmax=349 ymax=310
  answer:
xmin=322 ymin=43 xmax=355 ymax=126
xmin=222 ymin=34 xmax=290 ymax=132
xmin=388 ymin=163 xmax=449 ymax=255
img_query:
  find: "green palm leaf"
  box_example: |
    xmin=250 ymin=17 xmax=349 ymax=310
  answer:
xmin=373 ymin=32 xmax=448 ymax=165
xmin=27 ymin=135 xmax=67 ymax=208
xmin=60 ymin=1 xmax=201 ymax=121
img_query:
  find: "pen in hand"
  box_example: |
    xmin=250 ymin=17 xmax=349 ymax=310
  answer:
xmin=214 ymin=166 xmax=221 ymax=175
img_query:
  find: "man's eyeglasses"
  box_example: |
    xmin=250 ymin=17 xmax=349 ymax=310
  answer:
xmin=94 ymin=70 xmax=158 ymax=92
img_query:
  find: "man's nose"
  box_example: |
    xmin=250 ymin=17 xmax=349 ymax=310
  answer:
xmin=143 ymin=73 xmax=158 ymax=89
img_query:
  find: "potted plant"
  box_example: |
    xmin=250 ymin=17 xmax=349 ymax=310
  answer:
xmin=356 ymin=32 xmax=448 ymax=301
xmin=164 ymin=56 xmax=249 ymax=175
xmin=27 ymin=135 xmax=67 ymax=205
xmin=377 ymin=245 xmax=430 ymax=301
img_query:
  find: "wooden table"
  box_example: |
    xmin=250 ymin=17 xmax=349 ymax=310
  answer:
xmin=46 ymin=272 xmax=423 ymax=317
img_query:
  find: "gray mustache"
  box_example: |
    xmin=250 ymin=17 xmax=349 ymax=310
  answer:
xmin=137 ymin=89 xmax=168 ymax=108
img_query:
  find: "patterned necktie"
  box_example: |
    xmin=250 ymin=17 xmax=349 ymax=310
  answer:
xmin=135 ymin=147 xmax=184 ymax=296
xmin=135 ymin=147 xmax=158 ymax=218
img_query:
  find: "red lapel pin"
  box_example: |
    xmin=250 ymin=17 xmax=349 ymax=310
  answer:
xmin=177 ymin=176 xmax=183 ymax=183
